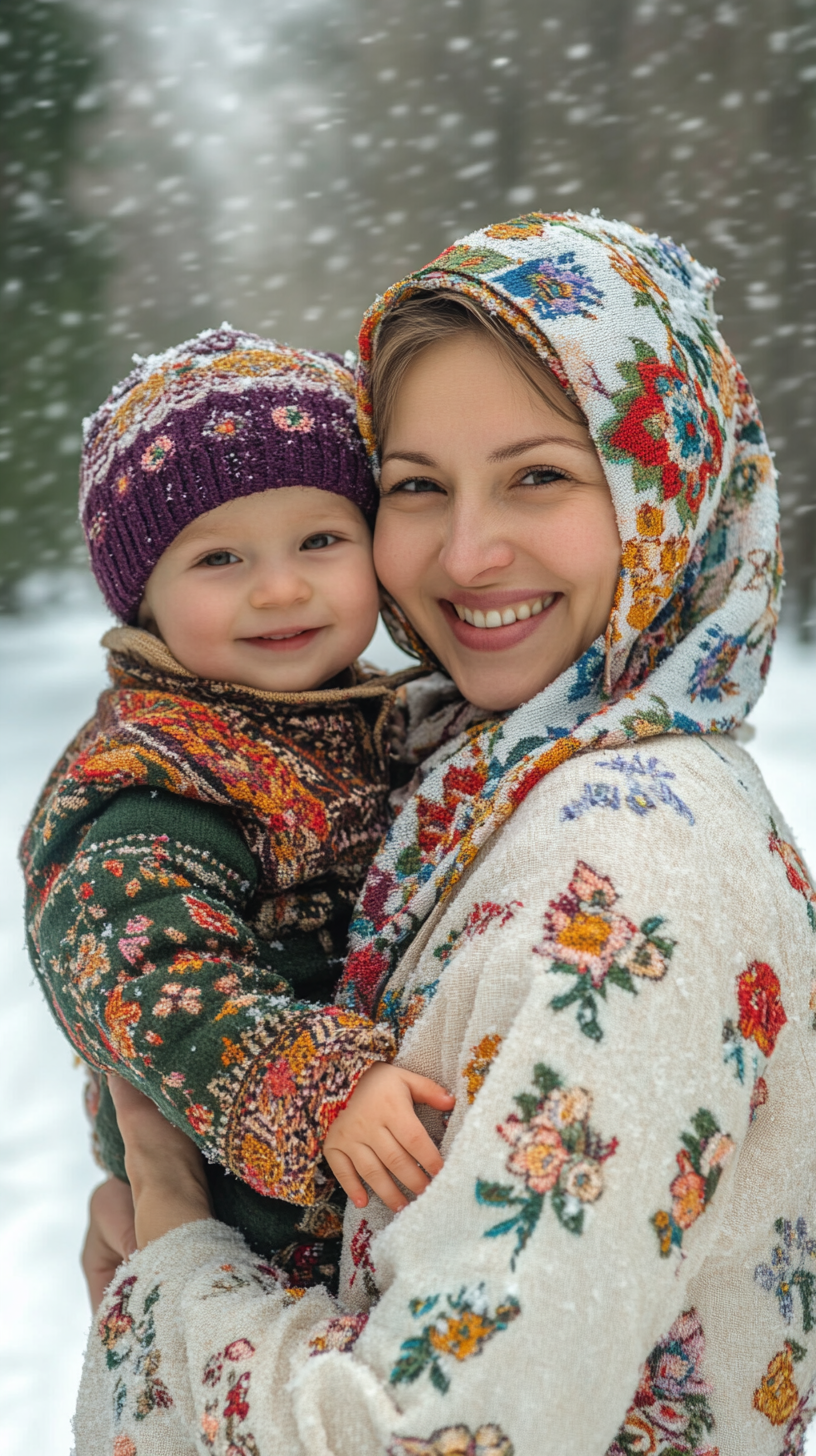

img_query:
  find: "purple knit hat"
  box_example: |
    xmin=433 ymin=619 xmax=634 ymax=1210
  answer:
xmin=80 ymin=326 xmax=378 ymax=622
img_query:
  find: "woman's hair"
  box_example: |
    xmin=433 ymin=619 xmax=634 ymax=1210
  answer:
xmin=368 ymin=289 xmax=586 ymax=445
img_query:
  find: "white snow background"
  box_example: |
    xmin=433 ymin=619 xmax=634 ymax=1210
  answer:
xmin=2 ymin=586 xmax=815 ymax=1455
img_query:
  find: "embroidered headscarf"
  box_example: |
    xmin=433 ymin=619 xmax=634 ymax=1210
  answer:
xmin=339 ymin=210 xmax=782 ymax=1014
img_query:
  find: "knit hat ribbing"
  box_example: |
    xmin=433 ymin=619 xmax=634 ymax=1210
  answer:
xmin=80 ymin=327 xmax=377 ymax=622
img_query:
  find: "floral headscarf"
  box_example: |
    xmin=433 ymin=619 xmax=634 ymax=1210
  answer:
xmin=338 ymin=210 xmax=781 ymax=1014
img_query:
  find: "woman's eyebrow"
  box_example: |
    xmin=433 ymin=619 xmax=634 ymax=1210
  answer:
xmin=488 ymin=434 xmax=588 ymax=462
xmin=380 ymin=449 xmax=437 ymax=467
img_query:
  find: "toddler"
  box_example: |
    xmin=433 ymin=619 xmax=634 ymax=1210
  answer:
xmin=20 ymin=328 xmax=451 ymax=1298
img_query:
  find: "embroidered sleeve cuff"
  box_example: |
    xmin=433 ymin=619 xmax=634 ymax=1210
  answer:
xmin=219 ymin=1008 xmax=396 ymax=1204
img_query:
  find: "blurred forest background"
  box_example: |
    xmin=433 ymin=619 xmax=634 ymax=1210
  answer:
xmin=2 ymin=0 xmax=815 ymax=627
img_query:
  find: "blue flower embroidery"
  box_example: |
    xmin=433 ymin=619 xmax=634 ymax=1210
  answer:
xmin=756 ymin=1219 xmax=816 ymax=1332
xmin=560 ymin=753 xmax=694 ymax=824
xmin=494 ymin=251 xmax=604 ymax=322
xmin=688 ymin=625 xmax=745 ymax=703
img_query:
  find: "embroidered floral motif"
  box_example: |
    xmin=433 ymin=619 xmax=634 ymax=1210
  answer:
xmin=309 ymin=1312 xmax=369 ymax=1356
xmin=756 ymin=1219 xmax=816 ymax=1332
xmin=200 ymin=1337 xmax=258 ymax=1453
xmin=723 ymin=961 xmax=786 ymax=1092
xmin=736 ymin=961 xmax=787 ymax=1056
xmin=560 ymin=752 xmax=694 ymax=824
xmin=433 ymin=901 xmax=522 ymax=967
xmin=349 ymin=1217 xmax=378 ymax=1297
xmin=688 ymin=624 xmax=745 ymax=703
xmin=493 ymin=251 xmax=604 ymax=322
xmin=140 ymin=434 xmax=175 ymax=472
xmin=753 ymin=1340 xmax=808 ymax=1427
xmin=533 ymin=861 xmax=674 ymax=1042
xmin=103 ymin=984 xmax=141 ymax=1060
xmin=99 ymin=1277 xmax=172 ymax=1424
xmin=463 ymin=1033 xmax=503 ymax=1104
xmin=606 ymin=1309 xmax=716 ymax=1456
xmin=203 ymin=410 xmax=247 ymax=438
xmin=598 ymin=337 xmax=723 ymax=528
xmin=390 ymin=1286 xmax=521 ymax=1394
xmin=769 ymin=820 xmax=816 ymax=933
xmin=379 ymin=980 xmax=440 ymax=1041
xmin=271 ymin=403 xmax=314 ymax=432
xmin=183 ymin=895 xmax=239 ymax=938
xmin=652 ymin=1110 xmax=734 ymax=1258
xmin=476 ymin=1062 xmax=617 ymax=1262
xmin=389 ymin=1424 xmax=514 ymax=1456
xmin=421 ymin=242 xmax=512 ymax=276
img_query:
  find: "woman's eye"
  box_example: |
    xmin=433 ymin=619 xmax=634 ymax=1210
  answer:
xmin=390 ymin=477 xmax=443 ymax=495
xmin=518 ymin=467 xmax=568 ymax=487
xmin=199 ymin=550 xmax=239 ymax=567
xmin=302 ymin=532 xmax=339 ymax=550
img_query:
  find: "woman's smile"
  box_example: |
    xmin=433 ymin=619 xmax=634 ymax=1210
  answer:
xmin=441 ymin=592 xmax=561 ymax=651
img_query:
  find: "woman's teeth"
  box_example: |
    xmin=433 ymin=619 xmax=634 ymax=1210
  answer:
xmin=453 ymin=596 xmax=555 ymax=628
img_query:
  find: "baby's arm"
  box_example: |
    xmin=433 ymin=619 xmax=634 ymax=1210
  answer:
xmin=323 ymin=1062 xmax=454 ymax=1211
xmin=31 ymin=785 xmax=394 ymax=1203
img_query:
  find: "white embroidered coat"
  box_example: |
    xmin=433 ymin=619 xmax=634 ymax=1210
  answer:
xmin=75 ymin=730 xmax=816 ymax=1456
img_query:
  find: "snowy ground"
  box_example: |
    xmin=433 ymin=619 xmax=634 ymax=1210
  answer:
xmin=2 ymin=590 xmax=815 ymax=1455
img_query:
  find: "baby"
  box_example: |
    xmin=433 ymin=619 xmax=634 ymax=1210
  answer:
xmin=20 ymin=328 xmax=451 ymax=1300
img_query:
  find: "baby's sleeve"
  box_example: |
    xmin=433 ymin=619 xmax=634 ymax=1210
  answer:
xmin=30 ymin=786 xmax=394 ymax=1203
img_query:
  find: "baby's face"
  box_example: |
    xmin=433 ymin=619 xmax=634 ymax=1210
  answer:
xmin=139 ymin=487 xmax=380 ymax=692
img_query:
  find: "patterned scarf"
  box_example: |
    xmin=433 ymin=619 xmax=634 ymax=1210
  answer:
xmin=22 ymin=627 xmax=416 ymax=926
xmin=338 ymin=210 xmax=781 ymax=1014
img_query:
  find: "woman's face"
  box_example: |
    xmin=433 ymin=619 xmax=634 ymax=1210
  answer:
xmin=374 ymin=331 xmax=622 ymax=712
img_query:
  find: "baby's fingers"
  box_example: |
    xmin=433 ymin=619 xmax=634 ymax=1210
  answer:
xmin=393 ymin=1115 xmax=445 ymax=1179
xmin=400 ymin=1071 xmax=456 ymax=1111
xmin=323 ymin=1145 xmax=369 ymax=1210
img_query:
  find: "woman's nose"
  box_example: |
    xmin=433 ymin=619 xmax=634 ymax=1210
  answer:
xmin=437 ymin=499 xmax=515 ymax=584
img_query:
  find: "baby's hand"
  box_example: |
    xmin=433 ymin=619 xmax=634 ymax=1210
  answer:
xmin=323 ymin=1063 xmax=455 ymax=1213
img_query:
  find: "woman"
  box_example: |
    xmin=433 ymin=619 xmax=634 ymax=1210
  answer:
xmin=77 ymin=212 xmax=816 ymax=1456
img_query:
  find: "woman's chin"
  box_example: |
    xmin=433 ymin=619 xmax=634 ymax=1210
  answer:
xmin=435 ymin=656 xmax=557 ymax=714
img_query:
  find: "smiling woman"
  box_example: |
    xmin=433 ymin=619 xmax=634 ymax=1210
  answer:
xmin=372 ymin=303 xmax=621 ymax=710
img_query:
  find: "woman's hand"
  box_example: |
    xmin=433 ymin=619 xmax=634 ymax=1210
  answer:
xmin=107 ymin=1074 xmax=213 ymax=1250
xmin=82 ymin=1176 xmax=137 ymax=1310
xmin=323 ymin=1062 xmax=455 ymax=1213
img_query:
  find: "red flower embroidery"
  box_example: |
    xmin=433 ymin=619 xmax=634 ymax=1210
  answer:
xmin=737 ymin=961 xmax=787 ymax=1057
xmin=223 ymin=1370 xmax=251 ymax=1421
xmin=361 ymin=867 xmax=397 ymax=932
xmin=349 ymin=1218 xmax=375 ymax=1287
xmin=601 ymin=340 xmax=723 ymax=524
xmin=186 ymin=1102 xmax=214 ymax=1134
xmin=343 ymin=943 xmax=390 ymax=1010
xmin=263 ymin=1058 xmax=296 ymax=1098
xmin=183 ymin=894 xmax=239 ymax=938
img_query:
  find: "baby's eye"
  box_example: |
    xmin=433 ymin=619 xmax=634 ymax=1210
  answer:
xmin=302 ymin=532 xmax=339 ymax=551
xmin=517 ymin=467 xmax=568 ymax=487
xmin=389 ymin=477 xmax=443 ymax=495
xmin=199 ymin=550 xmax=239 ymax=567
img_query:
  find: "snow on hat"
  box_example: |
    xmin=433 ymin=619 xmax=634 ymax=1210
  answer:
xmin=80 ymin=326 xmax=377 ymax=622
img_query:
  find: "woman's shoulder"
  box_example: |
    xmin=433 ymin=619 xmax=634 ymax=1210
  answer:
xmin=504 ymin=730 xmax=781 ymax=852
xmin=450 ymin=730 xmax=815 ymax=973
